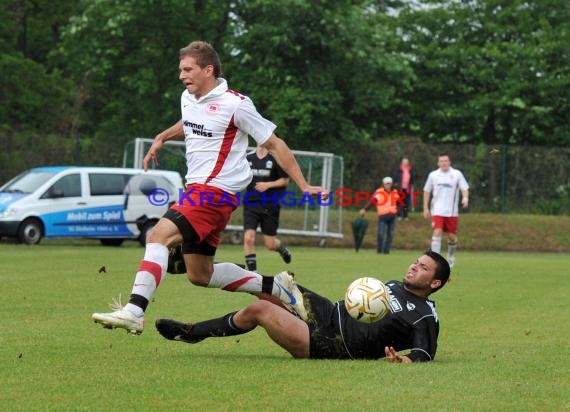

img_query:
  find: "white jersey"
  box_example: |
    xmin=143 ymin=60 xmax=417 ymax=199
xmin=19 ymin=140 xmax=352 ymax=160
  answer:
xmin=180 ymin=78 xmax=276 ymax=194
xmin=423 ymin=167 xmax=469 ymax=216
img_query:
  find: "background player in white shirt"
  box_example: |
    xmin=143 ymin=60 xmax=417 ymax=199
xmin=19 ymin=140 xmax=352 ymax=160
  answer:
xmin=93 ymin=41 xmax=328 ymax=334
xmin=422 ymin=153 xmax=469 ymax=267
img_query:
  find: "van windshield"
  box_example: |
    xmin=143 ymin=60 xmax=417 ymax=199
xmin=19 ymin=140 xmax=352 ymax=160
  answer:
xmin=0 ymin=170 xmax=58 ymax=194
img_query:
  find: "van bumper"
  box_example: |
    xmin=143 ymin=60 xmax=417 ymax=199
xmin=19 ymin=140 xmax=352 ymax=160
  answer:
xmin=0 ymin=221 xmax=20 ymax=237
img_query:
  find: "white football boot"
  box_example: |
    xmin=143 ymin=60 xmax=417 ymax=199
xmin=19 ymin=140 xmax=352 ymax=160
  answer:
xmin=274 ymin=271 xmax=308 ymax=321
xmin=92 ymin=295 xmax=144 ymax=335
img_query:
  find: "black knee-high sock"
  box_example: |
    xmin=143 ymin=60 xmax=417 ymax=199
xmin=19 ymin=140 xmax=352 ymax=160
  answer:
xmin=190 ymin=312 xmax=255 ymax=340
xmin=245 ymin=254 xmax=257 ymax=271
xmin=261 ymin=276 xmax=274 ymax=295
xmin=278 ymin=243 xmax=287 ymax=253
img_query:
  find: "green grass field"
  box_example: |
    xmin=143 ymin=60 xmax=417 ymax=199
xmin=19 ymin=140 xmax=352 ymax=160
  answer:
xmin=1 ymin=242 xmax=568 ymax=411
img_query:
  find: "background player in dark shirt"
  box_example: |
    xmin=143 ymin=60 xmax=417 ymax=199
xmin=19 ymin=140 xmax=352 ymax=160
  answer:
xmin=243 ymin=145 xmax=292 ymax=271
xmin=156 ymin=250 xmax=450 ymax=363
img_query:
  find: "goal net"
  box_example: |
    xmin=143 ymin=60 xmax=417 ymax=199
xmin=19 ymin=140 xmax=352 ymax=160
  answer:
xmin=123 ymin=138 xmax=344 ymax=242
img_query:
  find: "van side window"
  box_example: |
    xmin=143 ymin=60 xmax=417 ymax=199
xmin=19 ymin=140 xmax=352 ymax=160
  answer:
xmin=40 ymin=173 xmax=82 ymax=198
xmin=89 ymin=173 xmax=130 ymax=196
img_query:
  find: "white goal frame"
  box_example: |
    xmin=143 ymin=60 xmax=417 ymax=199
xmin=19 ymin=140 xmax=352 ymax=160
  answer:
xmin=124 ymin=138 xmax=344 ymax=241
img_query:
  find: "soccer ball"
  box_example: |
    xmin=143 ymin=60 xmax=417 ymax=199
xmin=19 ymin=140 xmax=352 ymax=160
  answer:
xmin=344 ymin=277 xmax=391 ymax=323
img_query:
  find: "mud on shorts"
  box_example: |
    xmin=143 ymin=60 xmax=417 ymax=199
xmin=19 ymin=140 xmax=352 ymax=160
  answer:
xmin=298 ymin=285 xmax=351 ymax=359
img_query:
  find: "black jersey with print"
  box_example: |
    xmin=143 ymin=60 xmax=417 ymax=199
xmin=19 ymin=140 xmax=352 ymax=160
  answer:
xmin=337 ymin=280 xmax=440 ymax=362
xmin=245 ymin=151 xmax=288 ymax=205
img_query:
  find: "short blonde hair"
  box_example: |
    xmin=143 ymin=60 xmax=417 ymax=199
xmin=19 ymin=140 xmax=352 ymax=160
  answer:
xmin=179 ymin=41 xmax=222 ymax=78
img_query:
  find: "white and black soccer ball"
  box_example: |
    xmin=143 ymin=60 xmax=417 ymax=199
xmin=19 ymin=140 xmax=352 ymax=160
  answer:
xmin=344 ymin=277 xmax=391 ymax=324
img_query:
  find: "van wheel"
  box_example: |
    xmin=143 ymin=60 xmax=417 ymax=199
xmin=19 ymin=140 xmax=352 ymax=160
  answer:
xmin=139 ymin=220 xmax=157 ymax=246
xmin=229 ymin=231 xmax=242 ymax=245
xmin=18 ymin=218 xmax=43 ymax=245
xmin=100 ymin=239 xmax=124 ymax=247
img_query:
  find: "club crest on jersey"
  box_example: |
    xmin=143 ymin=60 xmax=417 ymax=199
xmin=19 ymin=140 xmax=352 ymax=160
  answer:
xmin=207 ymin=104 xmax=219 ymax=114
xmin=406 ymin=302 xmax=416 ymax=311
xmin=266 ymin=160 xmax=273 ymax=169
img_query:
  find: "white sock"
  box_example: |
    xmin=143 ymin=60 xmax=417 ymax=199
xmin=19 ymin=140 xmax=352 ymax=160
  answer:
xmin=431 ymin=236 xmax=442 ymax=253
xmin=124 ymin=243 xmax=168 ymax=316
xmin=448 ymin=239 xmax=458 ymax=258
xmin=208 ymin=262 xmax=262 ymax=293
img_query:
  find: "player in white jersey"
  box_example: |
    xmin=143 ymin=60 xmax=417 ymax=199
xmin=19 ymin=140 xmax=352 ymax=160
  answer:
xmin=93 ymin=41 xmax=328 ymax=335
xmin=422 ymin=153 xmax=469 ymax=267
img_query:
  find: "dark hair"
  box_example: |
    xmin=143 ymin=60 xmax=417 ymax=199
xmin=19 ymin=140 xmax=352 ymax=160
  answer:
xmin=179 ymin=41 xmax=222 ymax=78
xmin=438 ymin=152 xmax=450 ymax=160
xmin=424 ymin=249 xmax=450 ymax=293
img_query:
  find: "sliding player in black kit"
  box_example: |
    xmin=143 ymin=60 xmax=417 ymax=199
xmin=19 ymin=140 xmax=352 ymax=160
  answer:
xmin=155 ymin=250 xmax=450 ymax=363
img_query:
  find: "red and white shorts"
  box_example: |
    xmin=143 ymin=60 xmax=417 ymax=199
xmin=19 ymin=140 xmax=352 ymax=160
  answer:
xmin=170 ymin=183 xmax=237 ymax=248
xmin=431 ymin=216 xmax=458 ymax=234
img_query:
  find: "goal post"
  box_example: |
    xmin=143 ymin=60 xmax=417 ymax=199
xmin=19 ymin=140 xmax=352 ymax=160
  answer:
xmin=123 ymin=138 xmax=344 ymax=241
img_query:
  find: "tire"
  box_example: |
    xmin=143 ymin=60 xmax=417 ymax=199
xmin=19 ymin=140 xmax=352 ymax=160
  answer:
xmin=17 ymin=218 xmax=43 ymax=245
xmin=230 ymin=231 xmax=242 ymax=245
xmin=138 ymin=220 xmax=157 ymax=246
xmin=100 ymin=238 xmax=124 ymax=247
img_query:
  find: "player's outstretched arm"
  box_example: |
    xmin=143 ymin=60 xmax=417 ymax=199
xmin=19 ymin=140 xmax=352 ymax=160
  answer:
xmin=262 ymin=134 xmax=329 ymax=200
xmin=143 ymin=120 xmax=184 ymax=171
xmin=384 ymin=346 xmax=412 ymax=363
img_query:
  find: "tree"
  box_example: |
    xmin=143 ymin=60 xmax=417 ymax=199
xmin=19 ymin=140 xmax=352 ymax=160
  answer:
xmin=226 ymin=0 xmax=415 ymax=153
xmin=0 ymin=0 xmax=78 ymax=181
xmin=54 ymin=0 xmax=233 ymax=145
xmin=0 ymin=0 xmax=78 ymax=62
xmin=395 ymin=0 xmax=570 ymax=146
xmin=0 ymin=0 xmax=77 ymax=133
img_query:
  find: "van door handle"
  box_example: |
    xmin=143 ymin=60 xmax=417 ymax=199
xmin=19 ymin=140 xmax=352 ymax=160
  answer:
xmin=77 ymin=202 xmax=87 ymax=205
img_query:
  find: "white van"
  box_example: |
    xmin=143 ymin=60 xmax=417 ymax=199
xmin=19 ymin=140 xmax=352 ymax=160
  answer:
xmin=0 ymin=166 xmax=184 ymax=245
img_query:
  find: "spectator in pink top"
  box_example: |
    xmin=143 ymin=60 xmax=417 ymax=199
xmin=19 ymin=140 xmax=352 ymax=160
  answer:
xmin=393 ymin=157 xmax=414 ymax=221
